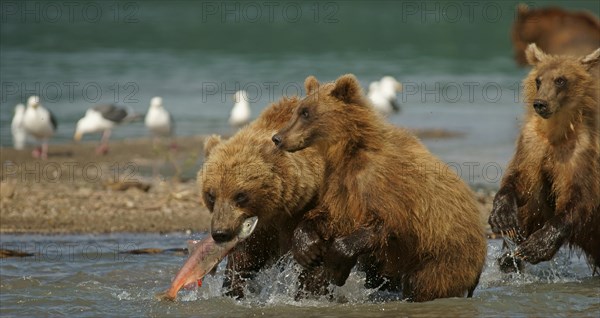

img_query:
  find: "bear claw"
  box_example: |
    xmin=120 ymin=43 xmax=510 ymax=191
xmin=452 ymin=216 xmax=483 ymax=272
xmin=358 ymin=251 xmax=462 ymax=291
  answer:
xmin=292 ymin=219 xmax=328 ymax=269
xmin=489 ymin=193 xmax=520 ymax=234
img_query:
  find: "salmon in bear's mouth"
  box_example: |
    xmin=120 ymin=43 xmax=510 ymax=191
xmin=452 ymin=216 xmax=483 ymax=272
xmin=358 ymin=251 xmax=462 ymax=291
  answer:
xmin=156 ymin=216 xmax=258 ymax=301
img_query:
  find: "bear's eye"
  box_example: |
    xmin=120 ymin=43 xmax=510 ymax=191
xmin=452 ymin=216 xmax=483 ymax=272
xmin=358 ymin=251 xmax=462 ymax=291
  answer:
xmin=300 ymin=107 xmax=309 ymax=119
xmin=205 ymin=192 xmax=216 ymax=205
xmin=233 ymin=192 xmax=248 ymax=205
xmin=554 ymin=77 xmax=567 ymax=87
xmin=535 ymin=77 xmax=541 ymax=89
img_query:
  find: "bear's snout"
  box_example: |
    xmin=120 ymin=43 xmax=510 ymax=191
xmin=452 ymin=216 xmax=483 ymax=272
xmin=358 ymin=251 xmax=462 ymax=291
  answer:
xmin=212 ymin=229 xmax=235 ymax=243
xmin=272 ymin=134 xmax=283 ymax=148
xmin=533 ymin=99 xmax=551 ymax=118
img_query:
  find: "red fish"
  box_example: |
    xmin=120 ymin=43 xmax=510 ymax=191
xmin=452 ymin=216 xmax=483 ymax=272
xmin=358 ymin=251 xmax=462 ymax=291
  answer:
xmin=156 ymin=216 xmax=258 ymax=301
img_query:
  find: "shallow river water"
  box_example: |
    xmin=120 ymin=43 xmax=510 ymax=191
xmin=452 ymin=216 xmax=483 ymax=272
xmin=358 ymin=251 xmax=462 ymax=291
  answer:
xmin=1 ymin=234 xmax=598 ymax=317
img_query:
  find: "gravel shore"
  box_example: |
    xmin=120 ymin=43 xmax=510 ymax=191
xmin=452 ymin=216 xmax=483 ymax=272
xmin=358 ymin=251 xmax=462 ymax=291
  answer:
xmin=1 ymin=135 xmax=495 ymax=235
xmin=1 ymin=136 xmax=211 ymax=234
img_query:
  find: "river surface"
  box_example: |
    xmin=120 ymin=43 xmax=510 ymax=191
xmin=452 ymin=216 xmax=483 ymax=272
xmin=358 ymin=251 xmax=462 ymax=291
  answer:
xmin=2 ymin=1 xmax=597 ymax=183
xmin=0 ymin=233 xmax=599 ymax=317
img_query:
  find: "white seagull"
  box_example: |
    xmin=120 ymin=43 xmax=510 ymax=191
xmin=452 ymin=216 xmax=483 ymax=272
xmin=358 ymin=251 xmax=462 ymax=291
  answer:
xmin=22 ymin=96 xmax=58 ymax=159
xmin=145 ymin=97 xmax=174 ymax=137
xmin=11 ymin=103 xmax=27 ymax=150
xmin=145 ymin=96 xmax=176 ymax=150
xmin=228 ymin=90 xmax=250 ymax=128
xmin=74 ymin=104 xmax=139 ymax=154
xmin=367 ymin=76 xmax=403 ymax=115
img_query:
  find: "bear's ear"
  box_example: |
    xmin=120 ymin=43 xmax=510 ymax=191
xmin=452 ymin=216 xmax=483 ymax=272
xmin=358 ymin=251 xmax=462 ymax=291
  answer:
xmin=516 ymin=3 xmax=529 ymax=17
xmin=525 ymin=43 xmax=548 ymax=66
xmin=204 ymin=134 xmax=222 ymax=158
xmin=305 ymin=76 xmax=320 ymax=95
xmin=330 ymin=74 xmax=363 ymax=105
xmin=581 ymin=48 xmax=600 ymax=71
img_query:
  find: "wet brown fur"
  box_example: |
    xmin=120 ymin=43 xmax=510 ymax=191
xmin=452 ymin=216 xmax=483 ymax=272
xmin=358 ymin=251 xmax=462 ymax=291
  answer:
xmin=491 ymin=45 xmax=600 ymax=270
xmin=276 ymin=74 xmax=487 ymax=302
xmin=512 ymin=4 xmax=600 ymax=66
xmin=198 ymin=97 xmax=324 ymax=297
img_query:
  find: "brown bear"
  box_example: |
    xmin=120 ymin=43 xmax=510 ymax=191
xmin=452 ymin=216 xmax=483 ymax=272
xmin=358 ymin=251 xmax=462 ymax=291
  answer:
xmin=272 ymin=74 xmax=487 ymax=302
xmin=489 ymin=44 xmax=600 ymax=272
xmin=198 ymin=96 xmax=325 ymax=298
xmin=512 ymin=4 xmax=600 ymax=66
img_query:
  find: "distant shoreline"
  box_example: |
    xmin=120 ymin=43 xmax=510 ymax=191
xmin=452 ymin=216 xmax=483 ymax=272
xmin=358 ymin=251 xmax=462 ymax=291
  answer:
xmin=1 ymin=131 xmax=494 ymax=235
xmin=1 ymin=136 xmax=212 ymax=234
xmin=0 ymin=127 xmax=463 ymax=153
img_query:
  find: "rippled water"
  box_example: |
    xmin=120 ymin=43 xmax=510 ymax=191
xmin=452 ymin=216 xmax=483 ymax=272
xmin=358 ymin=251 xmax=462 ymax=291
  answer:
xmin=1 ymin=234 xmax=598 ymax=317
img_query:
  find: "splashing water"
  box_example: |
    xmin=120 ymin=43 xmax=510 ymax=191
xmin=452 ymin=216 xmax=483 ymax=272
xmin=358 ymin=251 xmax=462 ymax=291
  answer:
xmin=1 ymin=234 xmax=598 ymax=317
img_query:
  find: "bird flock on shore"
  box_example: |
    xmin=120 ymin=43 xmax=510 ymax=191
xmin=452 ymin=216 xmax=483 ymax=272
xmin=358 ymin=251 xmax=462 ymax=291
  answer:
xmin=10 ymin=76 xmax=402 ymax=158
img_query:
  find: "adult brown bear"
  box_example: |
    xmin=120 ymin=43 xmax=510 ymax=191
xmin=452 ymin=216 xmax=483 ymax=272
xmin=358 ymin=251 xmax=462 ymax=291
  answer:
xmin=272 ymin=74 xmax=487 ymax=302
xmin=198 ymin=96 xmax=325 ymax=298
xmin=489 ymin=44 xmax=600 ymax=272
xmin=512 ymin=4 xmax=600 ymax=66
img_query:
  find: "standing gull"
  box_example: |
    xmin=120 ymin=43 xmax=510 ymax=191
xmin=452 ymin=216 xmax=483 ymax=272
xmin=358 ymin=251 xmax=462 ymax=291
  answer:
xmin=11 ymin=104 xmax=26 ymax=150
xmin=145 ymin=96 xmax=174 ymax=140
xmin=367 ymin=76 xmax=403 ymax=115
xmin=145 ymin=96 xmax=176 ymax=176
xmin=22 ymin=96 xmax=58 ymax=159
xmin=74 ymin=104 xmax=139 ymax=154
xmin=228 ymin=90 xmax=250 ymax=128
